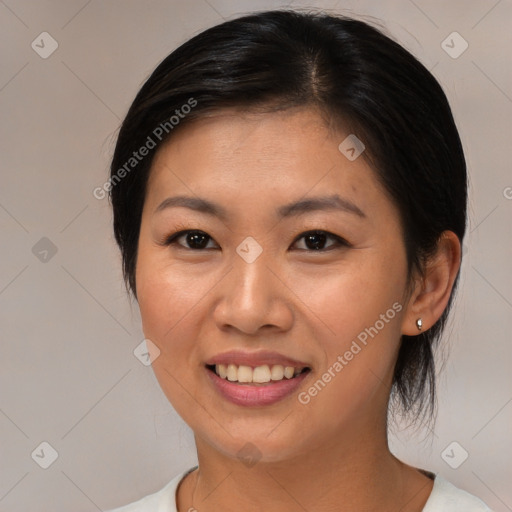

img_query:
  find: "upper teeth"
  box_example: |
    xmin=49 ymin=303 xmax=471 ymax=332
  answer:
xmin=215 ymin=364 xmax=303 ymax=383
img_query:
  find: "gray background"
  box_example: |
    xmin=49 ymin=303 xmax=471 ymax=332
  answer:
xmin=0 ymin=0 xmax=511 ymax=511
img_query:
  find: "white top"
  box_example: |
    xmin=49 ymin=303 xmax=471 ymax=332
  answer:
xmin=106 ymin=466 xmax=494 ymax=512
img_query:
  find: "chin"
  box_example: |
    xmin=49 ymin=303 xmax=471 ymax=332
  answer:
xmin=196 ymin=425 xmax=312 ymax=466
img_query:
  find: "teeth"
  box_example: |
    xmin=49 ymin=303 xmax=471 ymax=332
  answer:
xmin=213 ymin=363 xmax=305 ymax=383
xmin=217 ymin=364 xmax=227 ymax=379
xmin=227 ymin=364 xmax=237 ymax=382
xmin=284 ymin=366 xmax=295 ymax=379
xmin=270 ymin=365 xmax=284 ymax=380
xmin=253 ymin=365 xmax=271 ymax=383
xmin=238 ymin=365 xmax=252 ymax=383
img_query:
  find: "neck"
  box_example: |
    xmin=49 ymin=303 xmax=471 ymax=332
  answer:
xmin=177 ymin=421 xmax=432 ymax=512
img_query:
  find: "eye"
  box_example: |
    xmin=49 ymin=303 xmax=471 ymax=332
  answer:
xmin=164 ymin=230 xmax=218 ymax=250
xmin=163 ymin=228 xmax=350 ymax=252
xmin=291 ymin=230 xmax=350 ymax=251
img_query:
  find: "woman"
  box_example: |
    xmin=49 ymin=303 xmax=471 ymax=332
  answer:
xmin=106 ymin=9 xmax=493 ymax=512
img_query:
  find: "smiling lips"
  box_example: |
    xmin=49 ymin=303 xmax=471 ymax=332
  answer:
xmin=204 ymin=350 xmax=311 ymax=406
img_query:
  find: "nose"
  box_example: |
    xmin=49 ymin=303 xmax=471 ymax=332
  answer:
xmin=213 ymin=248 xmax=294 ymax=335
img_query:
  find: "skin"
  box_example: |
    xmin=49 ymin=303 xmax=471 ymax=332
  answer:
xmin=135 ymin=107 xmax=461 ymax=512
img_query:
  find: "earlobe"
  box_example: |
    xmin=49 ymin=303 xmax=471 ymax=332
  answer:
xmin=401 ymin=231 xmax=462 ymax=336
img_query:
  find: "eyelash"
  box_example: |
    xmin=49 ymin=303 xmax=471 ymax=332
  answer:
xmin=161 ymin=223 xmax=351 ymax=252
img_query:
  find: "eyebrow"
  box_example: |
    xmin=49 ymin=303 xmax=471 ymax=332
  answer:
xmin=154 ymin=194 xmax=366 ymax=220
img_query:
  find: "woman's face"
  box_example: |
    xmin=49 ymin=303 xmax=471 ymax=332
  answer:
xmin=136 ymin=107 xmax=412 ymax=463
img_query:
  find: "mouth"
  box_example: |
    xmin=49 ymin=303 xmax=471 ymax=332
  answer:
xmin=205 ymin=363 xmax=311 ymax=406
xmin=205 ymin=365 xmax=311 ymax=407
xmin=203 ymin=349 xmax=312 ymax=406
xmin=205 ymin=363 xmax=310 ymax=385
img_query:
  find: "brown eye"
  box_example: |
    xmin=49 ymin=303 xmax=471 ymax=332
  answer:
xmin=163 ymin=229 xmax=349 ymax=252
xmin=292 ymin=230 xmax=349 ymax=251
xmin=165 ymin=230 xmax=218 ymax=250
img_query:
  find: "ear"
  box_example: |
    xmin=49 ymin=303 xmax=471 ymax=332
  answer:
xmin=401 ymin=231 xmax=462 ymax=336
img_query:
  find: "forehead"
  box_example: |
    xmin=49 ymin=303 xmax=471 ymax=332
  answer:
xmin=145 ymin=107 xmax=391 ymax=220
xmin=151 ymin=107 xmax=336 ymax=174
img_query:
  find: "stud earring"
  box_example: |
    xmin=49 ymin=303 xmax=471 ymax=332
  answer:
xmin=416 ymin=318 xmax=423 ymax=331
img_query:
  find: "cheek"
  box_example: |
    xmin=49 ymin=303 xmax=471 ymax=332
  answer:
xmin=291 ymin=251 xmax=406 ymax=341
xmin=295 ymin=253 xmax=406 ymax=400
xmin=136 ymin=259 xmax=209 ymax=422
xmin=136 ymin=245 xmax=213 ymax=339
xmin=136 ymin=251 xmax=200 ymax=366
xmin=296 ymin=280 xmax=404 ymax=430
xmin=135 ymin=247 xmax=228 ymax=382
